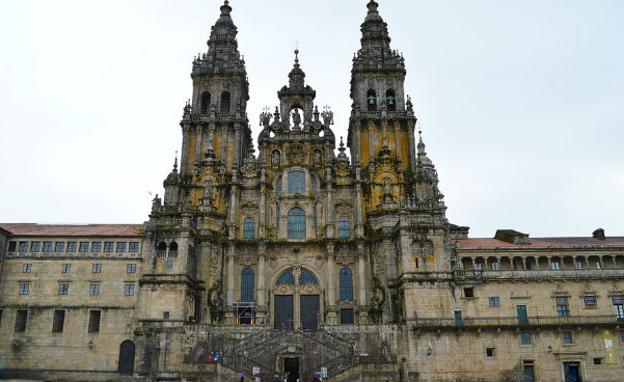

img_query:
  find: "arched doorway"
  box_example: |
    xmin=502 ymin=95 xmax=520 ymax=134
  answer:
xmin=273 ymin=267 xmax=321 ymax=330
xmin=118 ymin=340 xmax=136 ymax=375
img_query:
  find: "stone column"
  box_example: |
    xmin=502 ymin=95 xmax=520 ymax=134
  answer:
xmin=353 ymin=121 xmax=361 ymax=164
xmin=407 ymin=121 xmax=417 ymax=171
xmin=194 ymin=125 xmax=203 ymax=164
xmin=358 ymin=251 xmax=367 ymax=305
xmin=234 ymin=123 xmax=241 ymax=168
xmin=226 ymin=245 xmax=236 ymax=307
xmin=221 ymin=124 xmax=228 ymax=166
xmin=180 ymin=124 xmax=191 ymax=176
xmin=325 ymin=168 xmax=335 ymax=238
xmin=369 ymin=121 xmax=376 ymax=159
xmin=258 ymin=169 xmax=267 ymax=238
xmin=326 ymin=243 xmax=337 ymax=325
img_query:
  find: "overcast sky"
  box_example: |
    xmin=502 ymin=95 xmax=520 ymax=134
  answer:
xmin=0 ymin=0 xmax=622 ymax=238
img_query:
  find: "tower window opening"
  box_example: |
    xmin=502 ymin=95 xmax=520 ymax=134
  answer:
xmin=386 ymin=89 xmax=396 ymax=111
xmin=200 ymin=92 xmax=211 ymax=114
xmin=367 ymin=89 xmax=377 ymax=111
xmin=220 ymin=91 xmax=231 ymax=113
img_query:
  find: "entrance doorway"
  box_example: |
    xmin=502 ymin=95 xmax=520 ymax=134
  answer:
xmin=284 ymin=357 xmax=299 ymax=382
xmin=300 ymin=295 xmax=320 ymax=330
xmin=563 ymin=361 xmax=582 ymax=382
xmin=275 ymin=295 xmax=294 ymax=330
xmin=118 ymin=340 xmax=136 ymax=375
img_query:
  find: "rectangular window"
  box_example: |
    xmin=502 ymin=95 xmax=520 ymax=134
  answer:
xmin=556 ymin=297 xmax=569 ymax=317
xmin=129 ymin=242 xmax=140 ymax=253
xmin=58 ymin=283 xmax=70 ymax=295
xmin=104 ymin=241 xmax=114 ymax=253
xmin=593 ymin=357 xmax=603 ymax=365
xmin=521 ymin=331 xmax=532 ymax=345
xmin=22 ymin=264 xmax=31 ymax=273
xmin=340 ymin=309 xmax=354 ymax=325
xmin=15 ymin=309 xmax=28 ymax=332
xmin=88 ymin=310 xmax=101 ymax=333
xmin=613 ymin=296 xmax=624 ymax=319
xmin=92 ymin=263 xmax=102 ymax=273
xmin=91 ymin=241 xmax=102 ymax=253
xmin=66 ymin=241 xmax=77 ymax=252
xmin=550 ymin=260 xmax=561 ymax=270
xmin=19 ymin=241 xmax=28 ymax=252
xmin=163 ymin=311 xmax=170 ymax=320
xmin=8 ymin=241 xmax=17 ymax=252
xmin=89 ymin=283 xmax=101 ymax=296
xmin=523 ymin=361 xmax=536 ymax=382
xmin=30 ymin=241 xmax=41 ymax=252
xmin=19 ymin=282 xmax=29 ymax=295
xmin=54 ymin=241 xmax=65 ymax=253
xmin=464 ymin=287 xmax=474 ymax=298
xmin=61 ymin=263 xmax=71 ymax=273
xmin=116 ymin=242 xmax=126 ymax=253
xmin=485 ymin=347 xmax=495 ymax=357
xmin=42 ymin=241 xmax=53 ymax=253
xmin=562 ymin=330 xmax=573 ymax=345
xmin=79 ymin=241 xmax=89 ymax=253
xmin=584 ymin=294 xmax=597 ymax=307
xmin=52 ymin=310 xmax=65 ymax=333
xmin=124 ymin=283 xmax=135 ymax=296
xmin=127 ymin=264 xmax=137 ymax=274
xmin=488 ymin=296 xmax=500 ymax=307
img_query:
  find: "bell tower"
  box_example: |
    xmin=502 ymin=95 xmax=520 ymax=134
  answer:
xmin=348 ymin=0 xmax=418 ymax=211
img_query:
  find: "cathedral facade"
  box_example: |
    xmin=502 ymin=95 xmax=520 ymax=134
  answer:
xmin=1 ymin=2 xmax=623 ymax=382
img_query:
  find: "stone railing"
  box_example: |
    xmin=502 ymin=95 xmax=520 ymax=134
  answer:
xmin=411 ymin=314 xmax=624 ymax=330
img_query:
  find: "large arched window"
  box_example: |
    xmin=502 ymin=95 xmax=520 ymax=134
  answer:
xmin=241 ymin=268 xmax=254 ymax=302
xmin=220 ymin=91 xmax=231 ymax=113
xmin=367 ymin=89 xmax=377 ymax=112
xmin=339 ymin=267 xmax=353 ymax=301
xmin=243 ymin=218 xmax=255 ymax=240
xmin=287 ymin=208 xmax=306 ymax=239
xmin=288 ymin=171 xmax=305 ymax=194
xmin=386 ymin=89 xmax=396 ymax=111
xmin=276 ymin=269 xmax=296 ymax=285
xmin=300 ymin=269 xmax=319 ymax=285
xmin=200 ymin=92 xmax=211 ymax=114
xmin=338 ymin=216 xmax=351 ymax=239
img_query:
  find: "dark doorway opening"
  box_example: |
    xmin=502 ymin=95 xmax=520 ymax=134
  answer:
xmin=564 ymin=361 xmax=581 ymax=382
xmin=275 ymin=295 xmax=294 ymax=330
xmin=300 ymin=295 xmax=320 ymax=330
xmin=118 ymin=340 xmax=136 ymax=375
xmin=284 ymin=357 xmax=299 ymax=382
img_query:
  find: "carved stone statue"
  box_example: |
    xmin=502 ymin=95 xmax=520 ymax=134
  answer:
xmin=292 ymin=108 xmax=302 ymax=128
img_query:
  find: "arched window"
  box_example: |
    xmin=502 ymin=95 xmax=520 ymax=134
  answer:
xmin=200 ymin=92 xmax=211 ymax=114
xmin=243 ymin=218 xmax=255 ymax=240
xmin=287 ymin=208 xmax=306 ymax=239
xmin=275 ymin=176 xmax=282 ymax=196
xmin=386 ymin=89 xmax=396 ymax=111
xmin=300 ymin=269 xmax=318 ymax=285
xmin=118 ymin=340 xmax=136 ymax=375
xmin=276 ymin=269 xmax=295 ymax=285
xmin=367 ymin=89 xmax=377 ymax=112
xmin=288 ymin=171 xmax=305 ymax=194
xmin=241 ymin=268 xmax=254 ymax=302
xmin=338 ymin=216 xmax=351 ymax=239
xmin=169 ymin=241 xmax=178 ymax=252
xmin=157 ymin=241 xmax=167 ymax=251
xmin=220 ymin=91 xmax=231 ymax=113
xmin=339 ymin=267 xmax=353 ymax=301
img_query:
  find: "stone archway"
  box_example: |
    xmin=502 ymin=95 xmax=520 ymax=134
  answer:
xmin=273 ymin=266 xmax=322 ymax=330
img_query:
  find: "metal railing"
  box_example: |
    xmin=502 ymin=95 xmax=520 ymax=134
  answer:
xmin=412 ymin=315 xmax=624 ymax=330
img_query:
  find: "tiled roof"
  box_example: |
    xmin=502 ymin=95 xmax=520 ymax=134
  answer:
xmin=0 ymin=223 xmax=143 ymax=237
xmin=457 ymin=237 xmax=624 ymax=250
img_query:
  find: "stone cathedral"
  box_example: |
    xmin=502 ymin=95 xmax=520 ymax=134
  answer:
xmin=1 ymin=2 xmax=624 ymax=382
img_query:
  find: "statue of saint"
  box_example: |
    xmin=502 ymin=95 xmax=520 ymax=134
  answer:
xmin=292 ymin=108 xmax=302 ymax=127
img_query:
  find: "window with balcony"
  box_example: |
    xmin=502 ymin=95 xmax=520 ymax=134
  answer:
xmin=556 ymin=297 xmax=569 ymax=317
xmin=339 ymin=267 xmax=353 ymax=302
xmin=243 ymin=218 xmax=255 ymax=240
xmin=287 ymin=208 xmax=306 ymax=239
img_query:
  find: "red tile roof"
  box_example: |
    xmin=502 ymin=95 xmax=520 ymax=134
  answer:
xmin=457 ymin=237 xmax=624 ymax=250
xmin=0 ymin=223 xmax=143 ymax=237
